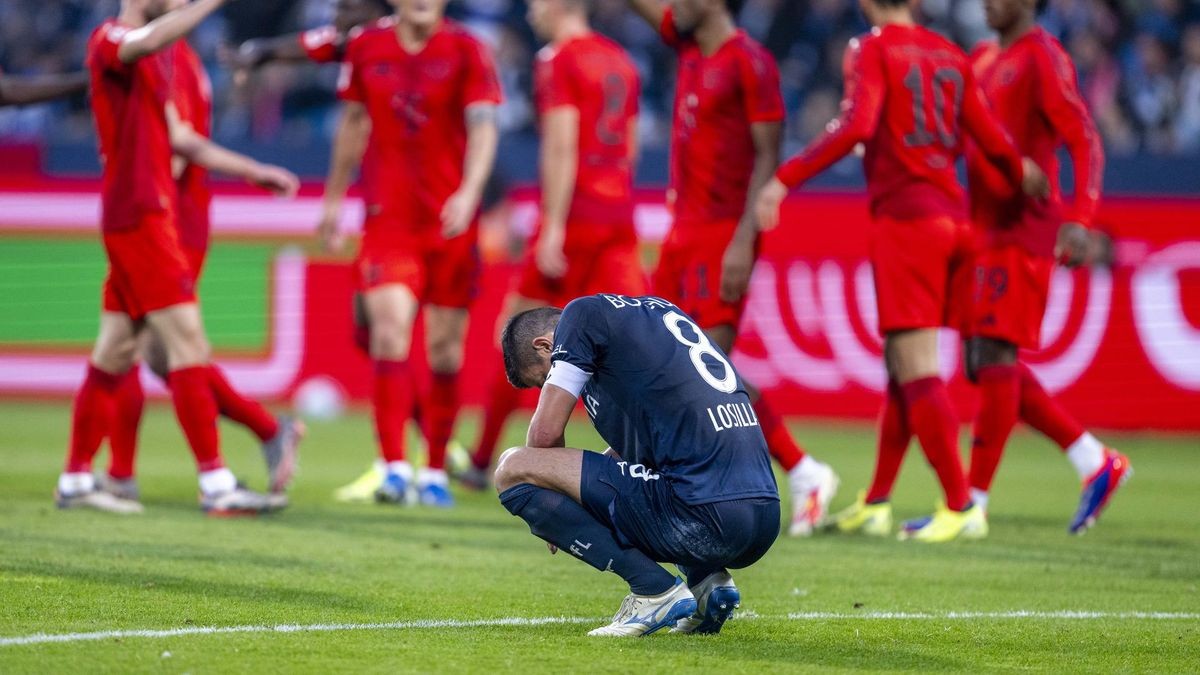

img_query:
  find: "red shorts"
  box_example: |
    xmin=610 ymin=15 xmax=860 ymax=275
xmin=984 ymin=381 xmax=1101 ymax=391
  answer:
xmin=101 ymin=218 xmax=197 ymax=320
xmin=870 ymin=215 xmax=977 ymax=336
xmin=355 ymin=231 xmax=480 ymax=309
xmin=962 ymin=243 xmax=1054 ymax=349
xmin=184 ymin=245 xmax=208 ymax=283
xmin=516 ymin=224 xmax=646 ymax=306
xmin=651 ymin=219 xmax=750 ymax=330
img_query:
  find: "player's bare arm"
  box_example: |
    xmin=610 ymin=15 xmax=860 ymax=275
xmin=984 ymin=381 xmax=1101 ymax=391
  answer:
xmin=526 ymin=383 xmax=576 ymax=450
xmin=537 ymin=105 xmax=580 ymax=278
xmin=117 ymin=0 xmax=230 ymax=63
xmin=623 ymin=0 xmax=666 ymax=30
xmin=318 ymin=101 xmax=371 ymax=252
xmin=229 ymin=34 xmax=310 ymax=70
xmin=441 ymin=103 xmax=498 ymax=238
xmin=0 ymin=72 xmax=88 ymax=107
xmin=165 ymin=103 xmax=300 ymax=197
xmin=721 ymin=120 xmax=780 ymax=303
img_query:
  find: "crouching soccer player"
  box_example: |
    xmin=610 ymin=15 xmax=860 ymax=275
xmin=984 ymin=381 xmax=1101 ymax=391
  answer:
xmin=494 ymin=295 xmax=780 ymax=637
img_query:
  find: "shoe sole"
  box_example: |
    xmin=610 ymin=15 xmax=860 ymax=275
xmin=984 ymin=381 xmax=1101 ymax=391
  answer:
xmin=204 ymin=507 xmax=265 ymax=518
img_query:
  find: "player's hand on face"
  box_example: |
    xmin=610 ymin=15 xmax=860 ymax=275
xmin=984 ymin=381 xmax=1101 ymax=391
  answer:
xmin=440 ymin=188 xmax=479 ymax=239
xmin=720 ymin=235 xmax=755 ymax=303
xmin=1055 ymin=222 xmax=1091 ymax=268
xmin=1020 ymin=158 xmax=1051 ymax=199
xmin=535 ymin=223 xmax=568 ymax=279
xmin=252 ymin=164 xmax=300 ymax=198
xmin=754 ymin=178 xmax=787 ymax=232
xmin=316 ymin=206 xmax=344 ymax=254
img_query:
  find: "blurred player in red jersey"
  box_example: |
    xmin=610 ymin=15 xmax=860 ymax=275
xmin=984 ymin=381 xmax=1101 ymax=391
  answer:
xmin=0 ymin=71 xmax=88 ymax=106
xmin=622 ymin=0 xmax=839 ymax=537
xmin=457 ymin=0 xmax=647 ymax=490
xmin=228 ymin=0 xmax=393 ymax=69
xmin=101 ymin=8 xmax=306 ymax=507
xmin=58 ymin=0 xmax=301 ymax=516
xmin=320 ymin=0 xmax=501 ymax=507
xmin=962 ymin=0 xmax=1130 ymax=534
xmin=756 ymin=0 xmax=1049 ymax=542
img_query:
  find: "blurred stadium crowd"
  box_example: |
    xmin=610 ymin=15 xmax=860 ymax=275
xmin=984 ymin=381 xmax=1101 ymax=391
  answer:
xmin=3 ymin=0 xmax=1200 ymax=157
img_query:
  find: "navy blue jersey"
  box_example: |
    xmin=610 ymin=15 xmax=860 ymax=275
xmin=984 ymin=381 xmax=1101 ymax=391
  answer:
xmin=545 ymin=294 xmax=779 ymax=505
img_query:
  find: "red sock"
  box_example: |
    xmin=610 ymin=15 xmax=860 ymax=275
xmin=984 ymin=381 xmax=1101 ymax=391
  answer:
xmin=423 ymin=372 xmax=459 ymax=471
xmin=374 ymin=359 xmax=413 ymax=463
xmin=108 ymin=364 xmax=144 ymax=480
xmin=969 ymin=365 xmax=1020 ymax=493
xmin=208 ymin=365 xmax=278 ymax=442
xmin=167 ymin=366 xmax=224 ymax=472
xmin=754 ymin=394 xmax=805 ymax=471
xmin=866 ymin=380 xmax=911 ymax=503
xmin=64 ymin=364 xmax=122 ymax=473
xmin=901 ymin=377 xmax=970 ymax=511
xmin=1017 ymin=363 xmax=1085 ymax=450
xmin=471 ymin=366 xmax=521 ymax=470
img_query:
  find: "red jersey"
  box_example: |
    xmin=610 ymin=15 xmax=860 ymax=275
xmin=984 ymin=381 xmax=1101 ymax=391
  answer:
xmin=87 ymin=20 xmax=176 ymax=231
xmin=301 ymin=25 xmax=343 ymax=63
xmin=170 ymin=40 xmax=213 ymax=251
xmin=659 ymin=9 xmax=784 ymax=227
xmin=967 ymin=27 xmax=1104 ymax=257
xmin=534 ymin=32 xmax=639 ymax=225
xmin=338 ymin=17 xmax=502 ymax=243
xmin=776 ymin=25 xmax=1025 ymax=221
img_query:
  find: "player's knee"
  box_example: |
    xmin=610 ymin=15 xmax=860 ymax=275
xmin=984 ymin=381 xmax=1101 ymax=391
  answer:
xmin=426 ymin=339 xmax=464 ymax=373
xmin=92 ymin=335 xmax=137 ymax=373
xmin=494 ymin=446 xmax=531 ymax=492
xmin=369 ymin=321 xmax=411 ymax=360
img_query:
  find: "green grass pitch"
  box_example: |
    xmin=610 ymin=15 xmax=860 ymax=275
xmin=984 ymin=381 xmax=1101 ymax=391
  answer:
xmin=1 ymin=401 xmax=1197 ymax=673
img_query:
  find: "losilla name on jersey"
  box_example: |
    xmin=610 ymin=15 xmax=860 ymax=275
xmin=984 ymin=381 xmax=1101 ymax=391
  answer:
xmin=706 ymin=402 xmax=760 ymax=433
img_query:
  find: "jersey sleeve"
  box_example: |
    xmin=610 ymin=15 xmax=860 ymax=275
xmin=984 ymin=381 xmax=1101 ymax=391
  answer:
xmin=301 ymin=25 xmax=342 ymax=64
xmin=89 ymin=23 xmax=133 ymax=77
xmin=546 ymin=298 xmax=609 ymax=396
xmin=535 ymin=50 xmax=575 ymax=114
xmin=462 ymin=37 xmax=503 ymax=106
xmin=1035 ymin=41 xmax=1104 ymax=226
xmin=738 ymin=45 xmax=784 ymax=124
xmin=775 ymin=37 xmax=885 ymax=189
xmin=960 ymin=65 xmax=1025 ymax=190
xmin=335 ymin=39 xmax=365 ymax=103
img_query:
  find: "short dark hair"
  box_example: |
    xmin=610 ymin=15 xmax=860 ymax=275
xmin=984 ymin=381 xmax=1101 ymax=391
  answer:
xmin=871 ymin=0 xmax=911 ymax=7
xmin=368 ymin=0 xmax=392 ymax=16
xmin=500 ymin=307 xmax=563 ymax=388
xmin=725 ymin=0 xmax=746 ymax=17
xmin=1036 ymin=0 xmax=1048 ymax=13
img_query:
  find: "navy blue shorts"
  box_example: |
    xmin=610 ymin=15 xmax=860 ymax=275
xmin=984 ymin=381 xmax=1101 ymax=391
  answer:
xmin=579 ymin=451 xmax=780 ymax=570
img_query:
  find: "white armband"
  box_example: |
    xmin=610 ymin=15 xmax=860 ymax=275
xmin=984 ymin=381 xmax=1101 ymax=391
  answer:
xmin=544 ymin=360 xmax=591 ymax=398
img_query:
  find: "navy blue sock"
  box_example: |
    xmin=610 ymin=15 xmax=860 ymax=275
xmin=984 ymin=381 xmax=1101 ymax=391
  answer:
xmin=500 ymin=484 xmax=676 ymax=595
xmin=677 ymin=565 xmax=727 ymax=589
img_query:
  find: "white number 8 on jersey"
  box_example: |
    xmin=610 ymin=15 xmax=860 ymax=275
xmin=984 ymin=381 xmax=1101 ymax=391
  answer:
xmin=662 ymin=311 xmax=738 ymax=393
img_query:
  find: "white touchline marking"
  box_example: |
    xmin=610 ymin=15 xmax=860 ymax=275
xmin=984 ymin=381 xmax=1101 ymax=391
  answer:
xmin=0 ymin=616 xmax=598 ymax=647
xmin=2 ymin=611 xmax=1198 ymax=648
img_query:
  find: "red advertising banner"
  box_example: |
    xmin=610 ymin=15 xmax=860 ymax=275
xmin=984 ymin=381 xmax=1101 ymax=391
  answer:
xmin=0 ymin=185 xmax=1196 ymax=430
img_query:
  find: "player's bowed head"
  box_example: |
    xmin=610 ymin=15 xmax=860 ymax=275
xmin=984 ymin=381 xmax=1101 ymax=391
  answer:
xmin=500 ymin=307 xmax=565 ymax=390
